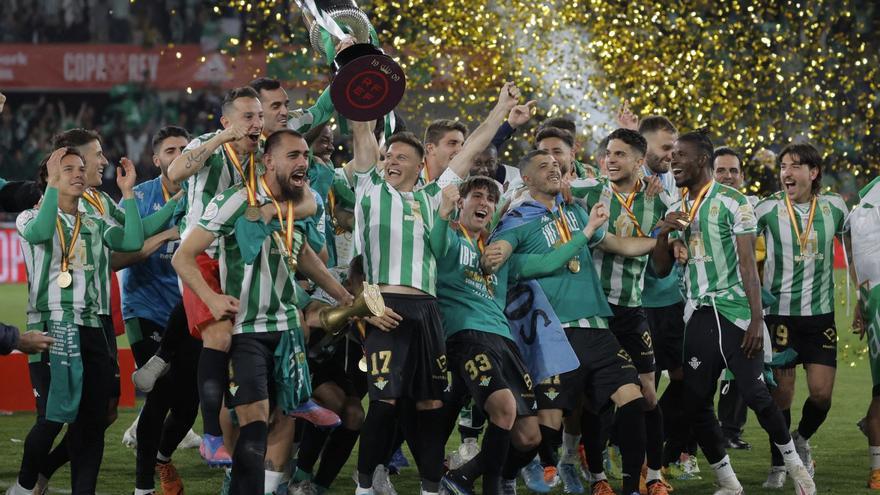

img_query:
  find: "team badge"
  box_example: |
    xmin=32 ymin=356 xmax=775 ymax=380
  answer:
xmin=544 ymin=387 xmax=559 ymax=400
xmin=479 ymin=376 xmax=491 ymax=387
xmin=228 ymin=382 xmax=239 ymax=396
xmin=688 ymin=357 xmax=701 ymax=369
xmin=374 ymin=377 xmax=388 ymax=390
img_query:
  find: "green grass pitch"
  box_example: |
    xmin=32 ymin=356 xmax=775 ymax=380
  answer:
xmin=0 ymin=272 xmax=876 ymax=493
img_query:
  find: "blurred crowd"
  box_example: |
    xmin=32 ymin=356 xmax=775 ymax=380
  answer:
xmin=0 ymin=0 xmax=240 ymax=49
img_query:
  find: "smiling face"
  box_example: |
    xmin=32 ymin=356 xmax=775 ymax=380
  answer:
xmin=644 ymin=129 xmax=676 ymax=174
xmin=258 ymin=87 xmax=290 ymax=135
xmin=59 ymin=153 xmax=87 ymax=197
xmin=384 ymin=141 xmax=422 ymax=191
xmin=605 ymin=138 xmax=645 ymax=185
xmin=471 ymin=147 xmax=499 ymax=178
xmin=266 ymin=133 xmax=309 ymax=202
xmin=670 ymin=140 xmax=708 ymax=189
xmin=310 ymin=125 xmax=334 ymax=162
xmin=713 ymin=154 xmax=743 ymax=189
xmin=221 ymin=96 xmax=264 ymax=153
xmin=779 ymin=152 xmax=819 ymax=203
xmin=537 ymin=136 xmax=574 ymax=174
xmin=78 ymin=139 xmax=108 ymax=188
xmin=426 ymin=130 xmax=465 ymax=169
xmin=459 ymin=186 xmax=498 ymax=233
xmin=522 ymin=153 xmax=562 ymax=197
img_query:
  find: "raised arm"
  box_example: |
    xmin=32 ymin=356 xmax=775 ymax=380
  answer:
xmin=19 ymin=149 xmax=66 ymax=244
xmin=344 ymin=120 xmax=379 ymax=183
xmin=167 ymin=124 xmax=244 ymax=185
xmin=446 ymin=83 xmax=528 ymax=179
xmin=103 ymin=157 xmax=144 ymax=252
xmin=430 ymin=185 xmax=460 ymax=258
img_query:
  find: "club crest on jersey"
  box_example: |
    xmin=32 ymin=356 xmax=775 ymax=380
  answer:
xmin=709 ymin=205 xmax=720 ymax=218
xmin=479 ymin=375 xmax=491 ymax=387
xmin=374 ymin=377 xmax=388 ymax=390
xmin=544 ymin=387 xmax=559 ymax=400
xmin=228 ymin=382 xmax=239 ymax=396
xmin=688 ymin=357 xmax=701 ymax=369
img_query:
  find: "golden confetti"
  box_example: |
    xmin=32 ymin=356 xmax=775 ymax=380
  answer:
xmin=216 ymin=1 xmax=878 ymax=182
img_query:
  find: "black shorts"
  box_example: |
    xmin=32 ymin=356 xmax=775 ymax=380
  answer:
xmin=609 ymin=304 xmax=655 ymax=374
xmin=100 ymin=315 xmax=121 ymax=399
xmin=646 ymin=301 xmax=686 ymax=372
xmin=535 ymin=327 xmax=640 ymax=414
xmin=447 ymin=330 xmax=536 ymax=417
xmin=766 ymin=313 xmax=837 ymax=369
xmin=226 ymin=332 xmax=283 ymax=408
xmin=29 ymin=324 xmax=115 ymax=423
xmin=363 ymin=293 xmax=448 ymax=401
xmin=309 ymin=333 xmax=368 ymax=399
xmin=682 ymin=307 xmax=774 ymax=409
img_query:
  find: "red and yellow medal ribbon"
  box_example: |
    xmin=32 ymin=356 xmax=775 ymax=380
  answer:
xmin=260 ymin=176 xmax=296 ymax=256
xmin=459 ymin=224 xmax=493 ymax=295
xmin=555 ymin=205 xmax=574 ymax=243
xmin=784 ymin=193 xmax=818 ymax=252
xmin=82 ymin=189 xmax=105 ymax=216
xmin=223 ymin=143 xmax=258 ymax=207
xmin=680 ymin=180 xmax=714 ymax=223
xmin=55 ymin=212 xmax=82 ymax=274
xmin=611 ymin=183 xmax=646 ymax=237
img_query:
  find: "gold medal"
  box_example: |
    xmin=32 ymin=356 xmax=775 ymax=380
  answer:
xmin=287 ymin=256 xmax=298 ymax=272
xmin=57 ymin=270 xmax=72 ymax=289
xmin=568 ymin=258 xmax=581 ymax=273
xmin=358 ymin=356 xmax=368 ymax=373
xmin=245 ymin=205 xmax=262 ymax=222
xmin=676 ymin=218 xmax=691 ymax=227
xmin=55 ymin=212 xmax=81 ymax=290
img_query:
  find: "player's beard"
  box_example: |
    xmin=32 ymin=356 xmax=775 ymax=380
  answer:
xmin=278 ymin=171 xmax=305 ymax=203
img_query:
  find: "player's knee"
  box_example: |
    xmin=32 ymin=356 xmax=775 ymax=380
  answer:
xmin=512 ymin=422 xmax=541 ymax=450
xmin=342 ymin=402 xmax=365 ymax=430
xmin=808 ymin=393 xmax=832 ymax=410
xmin=202 ymin=323 xmax=232 ymax=351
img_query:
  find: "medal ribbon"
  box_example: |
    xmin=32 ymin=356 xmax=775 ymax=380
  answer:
xmin=555 ymin=205 xmax=574 ymax=243
xmin=680 ymin=180 xmax=714 ymax=223
xmin=55 ymin=212 xmax=82 ymax=274
xmin=260 ymin=176 xmax=296 ymax=257
xmin=160 ymin=181 xmax=171 ymax=202
xmin=459 ymin=225 xmax=493 ymax=295
xmin=784 ymin=194 xmax=818 ymax=252
xmin=223 ymin=143 xmax=257 ymax=207
xmin=82 ymin=190 xmax=105 ymax=216
xmin=611 ymin=183 xmax=646 ymax=237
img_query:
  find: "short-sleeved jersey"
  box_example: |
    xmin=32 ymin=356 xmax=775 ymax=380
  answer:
xmin=197 ymin=181 xmax=304 ymax=335
xmin=670 ymin=182 xmax=757 ymax=329
xmin=181 ymin=131 xmax=259 ymax=258
xmin=851 ymin=179 xmax=880 ymax=290
xmin=570 ymin=178 xmax=672 ymax=307
xmin=354 ymin=167 xmax=462 ymax=295
xmin=435 ymin=224 xmax=512 ymax=339
xmin=493 ymin=201 xmax=612 ymax=328
xmin=17 ymin=203 xmax=113 ymax=328
xmin=120 ymin=178 xmax=181 ymax=327
xmin=755 ymin=191 xmax=848 ymax=316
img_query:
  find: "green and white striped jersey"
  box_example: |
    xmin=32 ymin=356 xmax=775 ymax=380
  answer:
xmin=570 ymin=178 xmax=672 ymax=306
xmin=17 ymin=193 xmax=116 ymax=328
xmin=670 ymin=182 xmax=758 ymax=329
xmin=755 ymin=191 xmax=848 ymax=316
xmin=198 ymin=181 xmax=305 ymax=335
xmin=79 ymin=188 xmax=121 ymax=315
xmin=354 ymin=167 xmax=462 ymax=295
xmin=182 ymin=131 xmax=260 ymax=258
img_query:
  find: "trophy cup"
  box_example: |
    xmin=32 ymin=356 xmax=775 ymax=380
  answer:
xmin=318 ymin=282 xmax=386 ymax=334
xmin=299 ymin=0 xmax=406 ymax=121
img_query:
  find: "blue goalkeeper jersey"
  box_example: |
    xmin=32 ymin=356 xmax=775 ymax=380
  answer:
xmin=120 ymin=177 xmax=182 ymax=327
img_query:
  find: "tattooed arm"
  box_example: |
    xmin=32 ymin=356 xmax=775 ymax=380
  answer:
xmin=167 ymin=123 xmax=247 ymax=185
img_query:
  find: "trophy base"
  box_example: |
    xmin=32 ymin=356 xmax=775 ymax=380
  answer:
xmin=331 ymin=43 xmax=406 ymax=122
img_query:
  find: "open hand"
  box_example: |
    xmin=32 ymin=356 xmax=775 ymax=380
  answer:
xmin=508 ymin=100 xmax=537 ymax=128
xmin=116 ymin=157 xmax=138 ymax=197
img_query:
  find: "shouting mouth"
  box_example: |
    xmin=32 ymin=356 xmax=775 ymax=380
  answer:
xmin=290 ymin=169 xmax=307 ymax=187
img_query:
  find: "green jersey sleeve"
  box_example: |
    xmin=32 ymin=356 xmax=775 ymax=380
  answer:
xmin=198 ymin=187 xmax=248 ymax=238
